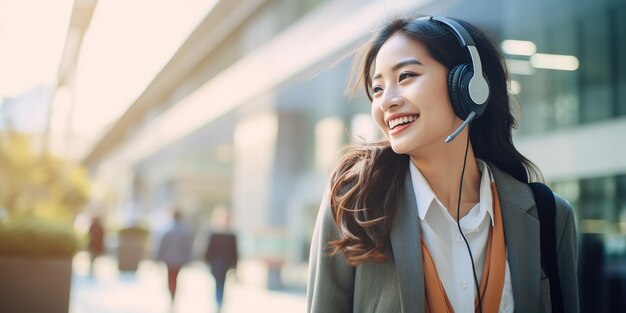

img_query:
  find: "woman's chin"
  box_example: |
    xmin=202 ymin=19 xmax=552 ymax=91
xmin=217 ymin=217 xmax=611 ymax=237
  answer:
xmin=389 ymin=142 xmax=412 ymax=155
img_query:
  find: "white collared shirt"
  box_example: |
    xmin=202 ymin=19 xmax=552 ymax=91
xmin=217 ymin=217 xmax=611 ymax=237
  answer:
xmin=409 ymin=160 xmax=514 ymax=313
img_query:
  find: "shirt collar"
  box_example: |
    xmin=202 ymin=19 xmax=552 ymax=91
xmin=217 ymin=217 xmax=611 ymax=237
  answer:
xmin=409 ymin=159 xmax=495 ymax=226
xmin=408 ymin=161 xmax=437 ymax=221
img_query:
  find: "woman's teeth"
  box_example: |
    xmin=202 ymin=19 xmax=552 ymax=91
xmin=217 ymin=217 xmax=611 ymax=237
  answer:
xmin=388 ymin=115 xmax=418 ymax=129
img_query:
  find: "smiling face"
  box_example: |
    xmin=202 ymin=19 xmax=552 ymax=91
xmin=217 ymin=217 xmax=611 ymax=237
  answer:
xmin=371 ymin=33 xmax=461 ymax=157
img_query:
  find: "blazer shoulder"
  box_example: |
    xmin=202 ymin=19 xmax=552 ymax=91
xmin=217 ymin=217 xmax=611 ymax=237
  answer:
xmin=307 ymin=189 xmax=355 ymax=313
xmin=552 ymin=191 xmax=577 ymax=247
xmin=317 ymin=189 xmax=339 ymax=237
xmin=553 ymin=192 xmax=574 ymax=217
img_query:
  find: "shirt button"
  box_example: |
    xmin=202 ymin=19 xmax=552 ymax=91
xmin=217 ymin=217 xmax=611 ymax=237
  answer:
xmin=461 ymin=281 xmax=468 ymax=289
xmin=456 ymin=234 xmax=464 ymax=242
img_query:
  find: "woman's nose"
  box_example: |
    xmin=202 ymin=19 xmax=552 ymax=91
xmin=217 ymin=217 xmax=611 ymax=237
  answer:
xmin=380 ymin=92 xmax=403 ymax=111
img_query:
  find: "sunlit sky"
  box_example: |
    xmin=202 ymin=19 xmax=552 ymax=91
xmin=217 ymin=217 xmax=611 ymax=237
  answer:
xmin=0 ymin=0 xmax=72 ymax=98
xmin=1 ymin=0 xmax=216 ymax=159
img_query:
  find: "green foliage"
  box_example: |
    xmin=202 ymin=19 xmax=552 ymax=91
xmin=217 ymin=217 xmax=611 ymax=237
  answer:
xmin=0 ymin=218 xmax=83 ymax=259
xmin=0 ymin=131 xmax=88 ymax=258
xmin=0 ymin=131 xmax=90 ymax=222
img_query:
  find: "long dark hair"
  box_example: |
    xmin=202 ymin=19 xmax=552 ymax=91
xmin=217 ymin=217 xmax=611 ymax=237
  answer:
xmin=329 ymin=16 xmax=541 ymax=266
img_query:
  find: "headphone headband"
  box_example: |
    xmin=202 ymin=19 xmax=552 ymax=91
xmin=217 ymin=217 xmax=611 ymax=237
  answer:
xmin=430 ymin=17 xmax=475 ymax=47
xmin=417 ymin=16 xmax=490 ymax=105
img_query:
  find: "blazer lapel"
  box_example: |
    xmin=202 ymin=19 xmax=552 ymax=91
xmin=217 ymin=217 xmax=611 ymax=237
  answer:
xmin=489 ymin=164 xmax=541 ymax=313
xmin=390 ymin=170 xmax=425 ymax=313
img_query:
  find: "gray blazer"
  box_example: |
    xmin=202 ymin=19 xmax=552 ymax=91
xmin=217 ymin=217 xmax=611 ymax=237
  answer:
xmin=307 ymin=163 xmax=579 ymax=313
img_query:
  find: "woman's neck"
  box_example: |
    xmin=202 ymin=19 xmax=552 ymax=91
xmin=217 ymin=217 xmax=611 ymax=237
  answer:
xmin=409 ymin=136 xmax=482 ymax=220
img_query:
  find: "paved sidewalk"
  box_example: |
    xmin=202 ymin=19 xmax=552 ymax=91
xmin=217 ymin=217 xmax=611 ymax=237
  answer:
xmin=70 ymin=253 xmax=306 ymax=313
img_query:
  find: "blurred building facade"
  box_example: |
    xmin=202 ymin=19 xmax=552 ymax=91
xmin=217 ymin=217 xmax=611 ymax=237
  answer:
xmin=0 ymin=85 xmax=51 ymax=134
xmin=74 ymin=0 xmax=625 ymax=310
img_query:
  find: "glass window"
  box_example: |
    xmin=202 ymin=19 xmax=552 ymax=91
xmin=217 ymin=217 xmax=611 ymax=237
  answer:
xmin=615 ymin=6 xmax=626 ymax=117
xmin=579 ymin=176 xmax=616 ymax=231
xmin=617 ymin=174 xmax=626 ymax=233
xmin=579 ymin=12 xmax=613 ymax=123
xmin=513 ymin=30 xmax=552 ymax=134
xmin=548 ymin=18 xmax=579 ymax=128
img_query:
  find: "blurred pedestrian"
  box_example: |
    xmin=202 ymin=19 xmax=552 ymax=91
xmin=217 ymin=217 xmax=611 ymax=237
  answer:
xmin=205 ymin=205 xmax=238 ymax=312
xmin=157 ymin=209 xmax=194 ymax=300
xmin=87 ymin=216 xmax=105 ymax=276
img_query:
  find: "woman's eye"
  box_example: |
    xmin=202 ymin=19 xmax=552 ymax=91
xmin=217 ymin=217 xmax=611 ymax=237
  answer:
xmin=372 ymin=86 xmax=383 ymax=94
xmin=399 ymin=72 xmax=416 ymax=81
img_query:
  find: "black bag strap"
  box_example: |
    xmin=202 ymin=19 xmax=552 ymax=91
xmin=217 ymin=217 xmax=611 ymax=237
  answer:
xmin=529 ymin=182 xmax=564 ymax=313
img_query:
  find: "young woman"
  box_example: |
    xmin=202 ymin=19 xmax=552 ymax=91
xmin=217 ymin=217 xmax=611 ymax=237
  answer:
xmin=307 ymin=16 xmax=578 ymax=313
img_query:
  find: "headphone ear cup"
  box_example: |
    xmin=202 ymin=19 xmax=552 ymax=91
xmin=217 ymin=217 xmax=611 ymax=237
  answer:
xmin=447 ymin=64 xmax=471 ymax=120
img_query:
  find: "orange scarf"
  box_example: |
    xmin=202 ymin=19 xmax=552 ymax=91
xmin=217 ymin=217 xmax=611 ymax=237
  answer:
xmin=422 ymin=182 xmax=506 ymax=313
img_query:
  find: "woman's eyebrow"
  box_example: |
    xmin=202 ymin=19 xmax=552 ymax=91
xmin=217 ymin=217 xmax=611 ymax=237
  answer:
xmin=373 ymin=58 xmax=422 ymax=80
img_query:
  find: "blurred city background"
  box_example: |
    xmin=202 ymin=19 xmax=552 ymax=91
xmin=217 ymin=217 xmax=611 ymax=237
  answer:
xmin=0 ymin=0 xmax=624 ymax=312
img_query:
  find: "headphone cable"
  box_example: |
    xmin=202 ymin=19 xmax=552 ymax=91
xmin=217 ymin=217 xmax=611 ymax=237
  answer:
xmin=455 ymin=130 xmax=483 ymax=313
